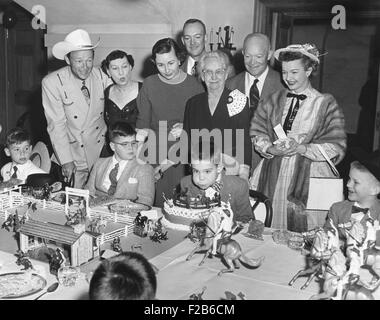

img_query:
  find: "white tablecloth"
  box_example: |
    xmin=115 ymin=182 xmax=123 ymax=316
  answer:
xmin=150 ymin=229 xmax=380 ymax=300
xmin=0 ymin=250 xmax=90 ymax=300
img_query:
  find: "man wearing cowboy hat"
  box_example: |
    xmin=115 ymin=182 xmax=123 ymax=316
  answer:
xmin=42 ymin=29 xmax=110 ymax=188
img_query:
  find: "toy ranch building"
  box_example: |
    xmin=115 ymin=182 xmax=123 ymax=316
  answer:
xmin=19 ymin=220 xmax=100 ymax=266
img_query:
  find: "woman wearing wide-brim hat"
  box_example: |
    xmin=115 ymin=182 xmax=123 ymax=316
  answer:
xmin=249 ymin=43 xmax=347 ymax=232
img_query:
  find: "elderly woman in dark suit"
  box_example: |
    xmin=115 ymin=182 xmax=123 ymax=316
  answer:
xmin=182 ymin=50 xmax=252 ymax=181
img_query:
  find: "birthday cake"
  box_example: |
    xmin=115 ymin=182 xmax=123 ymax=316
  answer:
xmin=162 ymin=188 xmax=221 ymax=231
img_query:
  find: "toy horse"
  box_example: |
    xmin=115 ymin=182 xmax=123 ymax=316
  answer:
xmin=289 ymin=225 xmax=339 ymax=290
xmin=15 ymin=250 xmax=33 ymax=271
xmin=344 ymin=221 xmax=380 ymax=290
xmin=310 ymin=249 xmax=378 ymax=300
xmin=186 ymin=206 xmax=264 ymax=276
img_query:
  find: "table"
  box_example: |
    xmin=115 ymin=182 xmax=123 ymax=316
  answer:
xmin=150 ymin=229 xmax=380 ymax=300
xmin=1 ymin=215 xmax=379 ymax=299
xmin=0 ymin=227 xmax=188 ymax=300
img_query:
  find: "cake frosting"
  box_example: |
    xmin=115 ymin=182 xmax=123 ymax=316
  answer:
xmin=161 ymin=190 xmax=221 ymax=231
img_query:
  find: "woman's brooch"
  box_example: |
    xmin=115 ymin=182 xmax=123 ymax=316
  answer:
xmin=227 ymin=89 xmax=247 ymax=117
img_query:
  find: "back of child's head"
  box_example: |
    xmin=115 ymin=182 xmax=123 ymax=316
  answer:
xmin=89 ymin=251 xmax=156 ymax=300
xmin=5 ymin=127 xmax=31 ymax=147
xmin=108 ymin=122 xmax=136 ymax=142
xmin=190 ymin=140 xmax=221 ymax=165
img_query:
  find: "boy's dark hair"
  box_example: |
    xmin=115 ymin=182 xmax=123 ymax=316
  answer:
xmin=89 ymin=251 xmax=157 ymax=300
xmin=6 ymin=127 xmax=31 ymax=147
xmin=108 ymin=121 xmax=136 ymax=142
xmin=190 ymin=140 xmax=221 ymax=164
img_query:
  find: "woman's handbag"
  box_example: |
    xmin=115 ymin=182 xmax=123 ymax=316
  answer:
xmin=306 ymin=145 xmax=344 ymax=211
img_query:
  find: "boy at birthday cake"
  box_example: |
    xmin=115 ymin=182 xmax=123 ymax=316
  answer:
xmin=180 ymin=140 xmax=252 ymax=223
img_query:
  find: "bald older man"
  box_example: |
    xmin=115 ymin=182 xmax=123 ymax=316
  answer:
xmin=226 ymin=33 xmax=284 ymax=118
xmin=226 ymin=33 xmax=284 ymax=172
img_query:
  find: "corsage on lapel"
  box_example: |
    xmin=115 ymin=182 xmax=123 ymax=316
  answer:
xmin=227 ymin=89 xmax=246 ymax=117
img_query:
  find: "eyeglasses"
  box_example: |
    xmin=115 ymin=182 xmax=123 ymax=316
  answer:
xmin=112 ymin=141 xmax=138 ymax=148
xmin=202 ymin=69 xmax=226 ymax=78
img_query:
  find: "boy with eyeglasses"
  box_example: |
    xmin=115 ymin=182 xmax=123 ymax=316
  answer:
xmin=85 ymin=121 xmax=155 ymax=206
xmin=1 ymin=127 xmax=45 ymax=184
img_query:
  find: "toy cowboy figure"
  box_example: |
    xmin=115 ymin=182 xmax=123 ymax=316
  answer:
xmin=211 ymin=201 xmax=234 ymax=256
xmin=50 ymin=248 xmax=66 ymax=276
xmin=111 ymin=237 xmax=122 ymax=253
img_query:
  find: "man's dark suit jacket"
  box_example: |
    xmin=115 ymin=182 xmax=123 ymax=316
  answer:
xmin=225 ymin=67 xmax=284 ymax=101
xmin=226 ymin=67 xmax=285 ymax=171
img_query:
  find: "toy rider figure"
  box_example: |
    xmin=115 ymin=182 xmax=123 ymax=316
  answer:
xmin=211 ymin=202 xmax=234 ymax=256
xmin=50 ymin=248 xmax=66 ymax=275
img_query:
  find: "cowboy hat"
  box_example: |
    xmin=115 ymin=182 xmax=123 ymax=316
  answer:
xmin=23 ymin=174 xmax=62 ymax=194
xmin=30 ymin=141 xmax=51 ymax=173
xmin=274 ymin=43 xmax=322 ymax=64
xmin=25 ymin=173 xmax=56 ymax=188
xmin=52 ymin=29 xmax=100 ymax=60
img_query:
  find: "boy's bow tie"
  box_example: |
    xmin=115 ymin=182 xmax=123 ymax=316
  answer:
xmin=351 ymin=205 xmax=369 ymax=214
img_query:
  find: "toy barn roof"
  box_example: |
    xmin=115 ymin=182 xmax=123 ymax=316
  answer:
xmin=19 ymin=220 xmax=87 ymax=245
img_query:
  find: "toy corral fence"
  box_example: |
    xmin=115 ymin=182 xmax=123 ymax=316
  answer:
xmin=90 ymin=209 xmax=135 ymax=245
xmin=99 ymin=226 xmax=126 ymax=245
xmin=0 ymin=186 xmax=137 ymax=246
xmin=0 ymin=187 xmax=23 ymax=220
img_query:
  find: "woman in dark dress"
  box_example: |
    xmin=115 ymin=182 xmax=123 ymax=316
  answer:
xmin=101 ymin=50 xmax=141 ymax=128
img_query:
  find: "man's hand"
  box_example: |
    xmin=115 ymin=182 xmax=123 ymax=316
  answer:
xmin=62 ymin=161 xmax=76 ymax=181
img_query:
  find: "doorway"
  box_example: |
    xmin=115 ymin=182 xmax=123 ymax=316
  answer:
xmin=0 ymin=1 xmax=48 ymax=166
xmin=254 ymin=0 xmax=380 ymax=178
